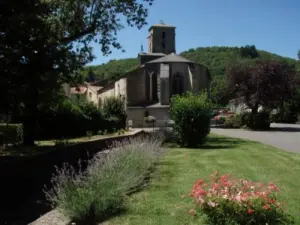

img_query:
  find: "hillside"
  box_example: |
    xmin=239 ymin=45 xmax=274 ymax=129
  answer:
xmin=83 ymin=47 xmax=298 ymax=81
xmin=81 ymin=46 xmax=299 ymax=104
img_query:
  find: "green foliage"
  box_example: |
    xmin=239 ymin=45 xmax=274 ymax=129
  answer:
xmin=227 ymin=59 xmax=298 ymax=113
xmin=45 ymin=135 xmax=164 ymax=224
xmin=37 ymin=97 xmax=123 ymax=140
xmin=224 ymin=115 xmax=242 ymax=128
xmin=0 ymin=123 xmax=23 ymax=146
xmin=239 ymin=45 xmax=260 ymax=58
xmin=103 ymin=96 xmax=127 ymax=130
xmin=170 ymin=92 xmax=212 ymax=147
xmin=1 ymin=0 xmax=153 ymax=145
xmin=81 ymin=59 xmax=139 ymax=81
xmin=144 ymin=116 xmax=156 ymax=123
xmin=241 ymin=111 xmax=271 ymax=130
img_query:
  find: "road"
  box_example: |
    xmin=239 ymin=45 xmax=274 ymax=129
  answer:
xmin=211 ymin=123 xmax=300 ymax=153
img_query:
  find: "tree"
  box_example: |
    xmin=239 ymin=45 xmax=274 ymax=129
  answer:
xmin=298 ymin=49 xmax=300 ymax=60
xmin=0 ymin=0 xmax=153 ymax=145
xmin=227 ymin=59 xmax=298 ymax=114
xmin=239 ymin=45 xmax=259 ymax=59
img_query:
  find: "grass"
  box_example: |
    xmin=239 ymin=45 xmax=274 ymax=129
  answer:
xmin=104 ymin=134 xmax=300 ymax=225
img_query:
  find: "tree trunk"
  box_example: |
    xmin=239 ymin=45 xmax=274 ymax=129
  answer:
xmin=251 ymin=104 xmax=258 ymax=114
xmin=23 ymin=113 xmax=37 ymax=146
xmin=22 ymin=91 xmax=38 ymax=146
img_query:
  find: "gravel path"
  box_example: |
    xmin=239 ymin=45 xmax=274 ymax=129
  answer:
xmin=211 ymin=123 xmax=300 ymax=153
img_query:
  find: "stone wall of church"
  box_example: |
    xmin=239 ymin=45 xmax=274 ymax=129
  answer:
xmin=170 ymin=62 xmax=192 ymax=92
xmin=126 ymin=69 xmax=147 ymax=106
xmin=98 ymin=83 xmax=115 ymax=107
xmin=127 ymin=106 xmax=170 ymax=127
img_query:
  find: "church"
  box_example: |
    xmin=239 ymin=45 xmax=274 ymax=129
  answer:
xmin=97 ymin=23 xmax=211 ymax=127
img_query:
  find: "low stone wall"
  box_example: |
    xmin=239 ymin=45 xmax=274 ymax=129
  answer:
xmin=0 ymin=130 xmax=144 ymax=224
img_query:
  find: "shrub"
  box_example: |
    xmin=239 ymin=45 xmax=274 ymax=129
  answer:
xmin=241 ymin=111 xmax=271 ymax=130
xmin=103 ymin=96 xmax=127 ymax=130
xmin=190 ymin=172 xmax=294 ymax=225
xmin=224 ymin=115 xmax=242 ymax=128
xmin=37 ymin=99 xmax=89 ymax=139
xmin=79 ymin=101 xmax=105 ymax=134
xmin=45 ymin=134 xmax=164 ymax=223
xmin=170 ymin=92 xmax=212 ymax=147
xmin=0 ymin=123 xmax=23 ymax=146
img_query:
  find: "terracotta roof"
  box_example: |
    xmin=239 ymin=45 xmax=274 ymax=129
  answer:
xmin=146 ymin=53 xmax=193 ymax=64
xmin=70 ymin=87 xmax=87 ymax=94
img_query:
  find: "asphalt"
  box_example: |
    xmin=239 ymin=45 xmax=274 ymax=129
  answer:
xmin=211 ymin=123 xmax=300 ymax=153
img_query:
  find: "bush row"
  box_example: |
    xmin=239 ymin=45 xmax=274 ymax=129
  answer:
xmin=0 ymin=123 xmax=23 ymax=146
xmin=0 ymin=96 xmax=127 ymax=143
xmin=224 ymin=111 xmax=271 ymax=130
xmin=37 ymin=96 xmax=126 ymax=140
xmin=44 ymin=134 xmax=164 ymax=224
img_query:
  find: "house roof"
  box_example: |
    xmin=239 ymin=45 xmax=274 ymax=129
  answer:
xmin=70 ymin=87 xmax=87 ymax=94
xmin=146 ymin=53 xmax=193 ymax=64
xmin=148 ymin=23 xmax=176 ymax=31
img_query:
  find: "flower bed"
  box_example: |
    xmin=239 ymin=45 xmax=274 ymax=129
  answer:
xmin=189 ymin=172 xmax=294 ymax=224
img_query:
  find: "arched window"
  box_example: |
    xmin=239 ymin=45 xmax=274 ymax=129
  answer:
xmin=172 ymin=73 xmax=183 ymax=95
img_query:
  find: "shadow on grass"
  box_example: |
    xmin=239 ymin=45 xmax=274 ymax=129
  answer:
xmin=68 ymin=208 xmax=127 ymax=225
xmin=165 ymin=135 xmax=249 ymax=150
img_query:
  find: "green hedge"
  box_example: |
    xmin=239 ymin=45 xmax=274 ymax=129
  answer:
xmin=37 ymin=97 xmax=126 ymax=140
xmin=170 ymin=92 xmax=211 ymax=147
xmin=0 ymin=123 xmax=23 ymax=145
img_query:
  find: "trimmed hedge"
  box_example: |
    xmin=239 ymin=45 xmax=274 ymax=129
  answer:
xmin=170 ymin=92 xmax=211 ymax=147
xmin=0 ymin=123 xmax=23 ymax=145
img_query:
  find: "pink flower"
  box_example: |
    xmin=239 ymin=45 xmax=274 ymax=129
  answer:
xmin=263 ymin=204 xmax=271 ymax=210
xmin=248 ymin=208 xmax=254 ymax=214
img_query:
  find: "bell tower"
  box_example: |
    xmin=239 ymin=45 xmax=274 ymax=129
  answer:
xmin=148 ymin=22 xmax=176 ymax=54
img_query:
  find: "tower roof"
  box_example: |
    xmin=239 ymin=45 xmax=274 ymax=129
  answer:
xmin=148 ymin=23 xmax=176 ymax=31
xmin=146 ymin=53 xmax=193 ymax=64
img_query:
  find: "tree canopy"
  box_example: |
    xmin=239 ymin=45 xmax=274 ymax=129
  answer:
xmin=0 ymin=0 xmax=153 ymax=145
xmin=226 ymin=59 xmax=299 ymax=113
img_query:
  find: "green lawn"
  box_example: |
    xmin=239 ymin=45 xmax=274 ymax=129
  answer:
xmin=104 ymin=135 xmax=300 ymax=225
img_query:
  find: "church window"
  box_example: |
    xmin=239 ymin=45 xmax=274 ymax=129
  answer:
xmin=173 ymin=73 xmax=184 ymax=95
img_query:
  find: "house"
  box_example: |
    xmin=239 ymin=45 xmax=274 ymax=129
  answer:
xmin=70 ymin=82 xmax=101 ymax=106
xmin=97 ymin=22 xmax=212 ymax=127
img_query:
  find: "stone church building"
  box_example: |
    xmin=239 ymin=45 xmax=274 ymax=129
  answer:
xmin=97 ymin=23 xmax=211 ymax=127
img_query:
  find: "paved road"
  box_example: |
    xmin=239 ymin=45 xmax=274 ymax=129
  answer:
xmin=211 ymin=123 xmax=300 ymax=153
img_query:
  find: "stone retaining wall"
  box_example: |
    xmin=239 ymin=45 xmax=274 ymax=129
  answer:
xmin=0 ymin=130 xmax=145 ymax=225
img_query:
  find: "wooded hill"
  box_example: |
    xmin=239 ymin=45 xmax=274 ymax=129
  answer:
xmin=81 ymin=46 xmax=299 ymax=105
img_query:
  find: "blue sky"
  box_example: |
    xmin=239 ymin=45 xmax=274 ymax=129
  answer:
xmin=89 ymin=0 xmax=300 ymax=65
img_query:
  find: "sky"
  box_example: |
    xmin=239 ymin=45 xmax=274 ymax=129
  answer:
xmin=88 ymin=0 xmax=300 ymax=66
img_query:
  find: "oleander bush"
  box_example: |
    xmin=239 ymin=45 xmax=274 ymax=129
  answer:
xmin=189 ymin=172 xmax=294 ymax=225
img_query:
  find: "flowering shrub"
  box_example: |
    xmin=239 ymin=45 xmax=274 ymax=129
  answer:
xmin=190 ymin=172 xmax=294 ymax=225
